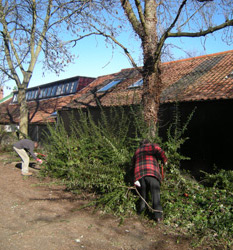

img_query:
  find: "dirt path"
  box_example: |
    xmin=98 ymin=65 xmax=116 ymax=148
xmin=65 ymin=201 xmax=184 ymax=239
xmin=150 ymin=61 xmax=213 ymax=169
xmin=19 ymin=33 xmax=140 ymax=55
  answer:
xmin=0 ymin=153 xmax=193 ymax=250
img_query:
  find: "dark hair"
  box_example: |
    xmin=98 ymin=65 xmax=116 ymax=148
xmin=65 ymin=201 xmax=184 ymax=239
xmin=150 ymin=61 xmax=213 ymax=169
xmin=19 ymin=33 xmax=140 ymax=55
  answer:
xmin=140 ymin=139 xmax=150 ymax=146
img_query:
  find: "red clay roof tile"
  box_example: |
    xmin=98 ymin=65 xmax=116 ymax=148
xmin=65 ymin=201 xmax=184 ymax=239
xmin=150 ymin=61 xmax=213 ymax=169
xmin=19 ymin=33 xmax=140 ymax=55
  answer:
xmin=1 ymin=50 xmax=233 ymax=124
xmin=0 ymin=76 xmax=95 ymax=124
xmin=66 ymin=50 xmax=233 ymax=109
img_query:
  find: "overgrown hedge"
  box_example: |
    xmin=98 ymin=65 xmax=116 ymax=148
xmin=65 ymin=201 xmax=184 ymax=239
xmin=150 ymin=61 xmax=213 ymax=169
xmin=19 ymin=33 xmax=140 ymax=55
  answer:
xmin=0 ymin=126 xmax=18 ymax=152
xmin=40 ymin=107 xmax=232 ymax=249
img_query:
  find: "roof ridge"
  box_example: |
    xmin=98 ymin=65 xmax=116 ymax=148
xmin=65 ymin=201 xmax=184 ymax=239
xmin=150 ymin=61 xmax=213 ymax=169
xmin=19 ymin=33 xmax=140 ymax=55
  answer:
xmin=0 ymin=93 xmax=13 ymax=104
xmin=163 ymin=49 xmax=233 ymax=65
xmin=110 ymin=50 xmax=233 ymax=71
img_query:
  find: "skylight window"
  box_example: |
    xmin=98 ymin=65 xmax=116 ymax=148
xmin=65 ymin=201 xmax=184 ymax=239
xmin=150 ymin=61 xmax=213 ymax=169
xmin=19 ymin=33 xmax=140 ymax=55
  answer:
xmin=63 ymin=83 xmax=70 ymax=94
xmin=51 ymin=85 xmax=57 ymax=96
xmin=11 ymin=78 xmax=85 ymax=104
xmin=226 ymin=70 xmax=233 ymax=79
xmin=46 ymin=87 xmax=52 ymax=97
xmin=70 ymin=81 xmax=78 ymax=93
xmin=128 ymin=79 xmax=143 ymax=89
xmin=97 ymin=79 xmax=123 ymax=92
xmin=56 ymin=85 xmax=63 ymax=95
xmin=33 ymin=90 xmax=38 ymax=99
xmin=26 ymin=92 xmax=30 ymax=100
xmin=39 ymin=88 xmax=47 ymax=98
xmin=12 ymin=93 xmax=18 ymax=103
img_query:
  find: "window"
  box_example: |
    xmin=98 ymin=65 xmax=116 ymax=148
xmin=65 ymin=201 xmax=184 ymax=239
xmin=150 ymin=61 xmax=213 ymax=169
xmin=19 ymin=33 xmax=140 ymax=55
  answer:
xmin=60 ymin=84 xmax=65 ymax=95
xmin=61 ymin=84 xmax=66 ymax=94
xmin=70 ymin=81 xmax=78 ymax=93
xmin=97 ymin=79 xmax=124 ymax=92
xmin=46 ymin=87 xmax=52 ymax=97
xmin=226 ymin=70 xmax=233 ymax=79
xmin=31 ymin=89 xmax=38 ymax=99
xmin=27 ymin=91 xmax=34 ymax=100
xmin=51 ymin=85 xmax=57 ymax=96
xmin=128 ymin=79 xmax=143 ymax=89
xmin=56 ymin=84 xmax=63 ymax=95
xmin=12 ymin=93 xmax=18 ymax=103
xmin=12 ymin=79 xmax=81 ymax=103
xmin=66 ymin=82 xmax=72 ymax=93
xmin=26 ymin=91 xmax=30 ymax=100
xmin=50 ymin=111 xmax=57 ymax=117
xmin=39 ymin=88 xmax=47 ymax=99
xmin=61 ymin=83 xmax=69 ymax=94
xmin=30 ymin=90 xmax=34 ymax=100
xmin=39 ymin=88 xmax=46 ymax=99
xmin=43 ymin=88 xmax=49 ymax=98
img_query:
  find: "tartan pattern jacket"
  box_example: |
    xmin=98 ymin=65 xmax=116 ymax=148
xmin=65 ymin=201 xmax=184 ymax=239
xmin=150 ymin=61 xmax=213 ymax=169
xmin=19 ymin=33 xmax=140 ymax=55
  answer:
xmin=133 ymin=143 xmax=168 ymax=183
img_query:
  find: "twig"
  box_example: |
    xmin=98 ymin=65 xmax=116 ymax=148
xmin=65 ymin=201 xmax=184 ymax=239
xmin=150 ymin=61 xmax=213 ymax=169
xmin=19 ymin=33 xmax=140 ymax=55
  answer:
xmin=127 ymin=186 xmax=163 ymax=213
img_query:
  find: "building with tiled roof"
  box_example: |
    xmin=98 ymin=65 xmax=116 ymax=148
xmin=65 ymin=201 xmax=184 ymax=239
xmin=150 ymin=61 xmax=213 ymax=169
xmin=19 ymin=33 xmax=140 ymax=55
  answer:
xmin=64 ymin=50 xmax=233 ymax=109
xmin=60 ymin=50 xmax=233 ymax=174
xmin=1 ymin=50 xmax=233 ymax=173
xmin=0 ymin=90 xmax=13 ymax=105
xmin=0 ymin=75 xmax=95 ymax=140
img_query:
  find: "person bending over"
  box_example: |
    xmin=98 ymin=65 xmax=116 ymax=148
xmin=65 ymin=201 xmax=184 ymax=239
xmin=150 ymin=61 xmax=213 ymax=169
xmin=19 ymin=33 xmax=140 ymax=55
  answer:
xmin=13 ymin=139 xmax=43 ymax=176
xmin=132 ymin=139 xmax=168 ymax=222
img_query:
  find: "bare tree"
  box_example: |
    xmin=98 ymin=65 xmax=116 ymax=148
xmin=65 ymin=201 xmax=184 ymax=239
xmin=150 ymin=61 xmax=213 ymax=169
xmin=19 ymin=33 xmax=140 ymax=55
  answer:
xmin=86 ymin=0 xmax=233 ymax=134
xmin=0 ymin=0 xmax=94 ymax=137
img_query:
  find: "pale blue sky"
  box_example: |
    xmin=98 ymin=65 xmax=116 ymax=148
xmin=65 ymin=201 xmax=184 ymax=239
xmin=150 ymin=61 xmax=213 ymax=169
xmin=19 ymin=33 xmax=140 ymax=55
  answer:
xmin=3 ymin=28 xmax=233 ymax=97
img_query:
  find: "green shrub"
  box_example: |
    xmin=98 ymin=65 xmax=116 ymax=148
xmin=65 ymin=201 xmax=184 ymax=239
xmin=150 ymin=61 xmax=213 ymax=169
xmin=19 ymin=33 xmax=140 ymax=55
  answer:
xmin=162 ymin=168 xmax=233 ymax=248
xmin=0 ymin=128 xmax=18 ymax=152
xmin=42 ymin=107 xmax=141 ymax=216
xmin=201 ymin=168 xmax=233 ymax=190
xmin=41 ymin=106 xmax=232 ymax=248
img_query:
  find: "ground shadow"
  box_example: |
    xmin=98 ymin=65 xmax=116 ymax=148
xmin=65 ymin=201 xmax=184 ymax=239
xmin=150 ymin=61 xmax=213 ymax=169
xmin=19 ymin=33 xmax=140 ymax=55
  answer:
xmin=15 ymin=162 xmax=41 ymax=170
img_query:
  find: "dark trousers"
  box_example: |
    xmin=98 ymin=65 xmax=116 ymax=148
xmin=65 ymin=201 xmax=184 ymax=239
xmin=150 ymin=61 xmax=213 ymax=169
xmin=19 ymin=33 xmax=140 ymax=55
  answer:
xmin=138 ymin=176 xmax=162 ymax=220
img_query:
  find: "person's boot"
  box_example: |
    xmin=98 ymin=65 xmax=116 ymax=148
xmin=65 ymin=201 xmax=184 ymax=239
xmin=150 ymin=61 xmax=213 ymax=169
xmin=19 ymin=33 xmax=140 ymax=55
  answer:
xmin=154 ymin=211 xmax=163 ymax=223
xmin=21 ymin=172 xmax=33 ymax=176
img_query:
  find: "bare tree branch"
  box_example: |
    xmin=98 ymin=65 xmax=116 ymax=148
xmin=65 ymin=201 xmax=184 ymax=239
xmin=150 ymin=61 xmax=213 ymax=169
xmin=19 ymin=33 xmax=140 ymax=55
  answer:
xmin=155 ymin=0 xmax=188 ymax=62
xmin=0 ymin=0 xmax=97 ymax=136
xmin=168 ymin=19 xmax=233 ymax=38
xmin=120 ymin=0 xmax=144 ymax=38
xmin=69 ymin=26 xmax=142 ymax=73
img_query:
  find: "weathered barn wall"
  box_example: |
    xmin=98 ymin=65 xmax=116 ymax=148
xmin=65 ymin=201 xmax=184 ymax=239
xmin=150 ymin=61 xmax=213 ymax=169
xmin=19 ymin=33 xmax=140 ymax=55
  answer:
xmin=160 ymin=99 xmax=233 ymax=177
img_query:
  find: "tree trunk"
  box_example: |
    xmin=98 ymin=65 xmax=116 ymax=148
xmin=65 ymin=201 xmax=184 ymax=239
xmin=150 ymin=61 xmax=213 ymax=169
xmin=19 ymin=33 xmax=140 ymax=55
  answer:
xmin=142 ymin=61 xmax=162 ymax=137
xmin=18 ymin=87 xmax=28 ymax=138
xmin=141 ymin=0 xmax=162 ymax=137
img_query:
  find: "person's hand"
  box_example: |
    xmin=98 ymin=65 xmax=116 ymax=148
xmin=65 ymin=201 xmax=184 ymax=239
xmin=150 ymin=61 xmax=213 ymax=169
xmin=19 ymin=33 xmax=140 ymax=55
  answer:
xmin=36 ymin=158 xmax=43 ymax=164
xmin=134 ymin=180 xmax=141 ymax=187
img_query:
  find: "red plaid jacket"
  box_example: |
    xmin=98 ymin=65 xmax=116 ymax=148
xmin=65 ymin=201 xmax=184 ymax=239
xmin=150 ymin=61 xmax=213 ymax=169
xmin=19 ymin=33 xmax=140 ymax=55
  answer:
xmin=132 ymin=143 xmax=168 ymax=183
